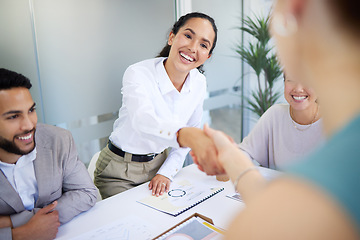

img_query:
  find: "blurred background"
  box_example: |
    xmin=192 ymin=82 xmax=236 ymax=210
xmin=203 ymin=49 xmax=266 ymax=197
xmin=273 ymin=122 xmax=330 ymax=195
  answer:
xmin=0 ymin=0 xmax=284 ymax=166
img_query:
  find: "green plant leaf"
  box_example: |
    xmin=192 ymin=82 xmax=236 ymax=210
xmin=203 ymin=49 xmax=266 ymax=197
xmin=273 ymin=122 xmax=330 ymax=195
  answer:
xmin=264 ymin=54 xmax=283 ymax=88
xmin=235 ymin=42 xmax=271 ymax=77
xmin=236 ymin=12 xmax=283 ymax=117
xmin=238 ymin=15 xmax=270 ymax=47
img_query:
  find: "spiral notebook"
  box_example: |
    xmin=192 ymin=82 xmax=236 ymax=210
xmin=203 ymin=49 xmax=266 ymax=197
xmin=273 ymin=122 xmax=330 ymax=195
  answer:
xmin=137 ymin=179 xmax=224 ymax=216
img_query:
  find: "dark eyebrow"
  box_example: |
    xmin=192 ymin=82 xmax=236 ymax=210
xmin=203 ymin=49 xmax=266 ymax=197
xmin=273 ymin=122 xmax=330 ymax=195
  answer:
xmin=184 ymin=28 xmax=211 ymax=46
xmin=2 ymin=110 xmax=21 ymax=117
xmin=2 ymin=102 xmax=36 ymax=116
xmin=185 ymin=28 xmax=196 ymax=35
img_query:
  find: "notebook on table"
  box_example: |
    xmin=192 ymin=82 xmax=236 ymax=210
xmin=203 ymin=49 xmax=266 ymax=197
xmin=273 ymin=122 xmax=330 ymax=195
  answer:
xmin=137 ymin=178 xmax=224 ymax=217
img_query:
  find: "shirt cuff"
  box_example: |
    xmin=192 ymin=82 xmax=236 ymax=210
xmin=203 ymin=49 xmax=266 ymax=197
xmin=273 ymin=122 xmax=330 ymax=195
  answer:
xmin=157 ymin=148 xmax=190 ymax=180
xmin=10 ymin=210 xmax=34 ymax=228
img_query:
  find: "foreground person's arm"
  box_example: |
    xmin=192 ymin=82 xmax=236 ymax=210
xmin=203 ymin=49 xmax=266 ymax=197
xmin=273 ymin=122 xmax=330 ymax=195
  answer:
xmin=203 ymin=125 xmax=267 ymax=202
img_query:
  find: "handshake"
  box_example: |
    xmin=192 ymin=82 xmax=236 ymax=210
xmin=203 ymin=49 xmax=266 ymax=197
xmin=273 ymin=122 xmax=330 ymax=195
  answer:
xmin=177 ymin=124 xmax=259 ymax=192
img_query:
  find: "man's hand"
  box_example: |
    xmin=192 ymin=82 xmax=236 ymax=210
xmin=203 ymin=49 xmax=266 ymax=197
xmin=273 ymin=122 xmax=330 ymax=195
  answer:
xmin=148 ymin=174 xmax=171 ymax=197
xmin=12 ymin=201 xmax=60 ymax=240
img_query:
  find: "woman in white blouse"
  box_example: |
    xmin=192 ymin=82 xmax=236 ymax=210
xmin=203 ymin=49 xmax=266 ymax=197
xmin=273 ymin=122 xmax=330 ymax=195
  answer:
xmin=94 ymin=12 xmax=218 ymax=199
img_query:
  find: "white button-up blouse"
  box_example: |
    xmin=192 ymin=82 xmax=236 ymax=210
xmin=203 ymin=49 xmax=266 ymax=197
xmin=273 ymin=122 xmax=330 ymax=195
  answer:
xmin=109 ymin=57 xmax=207 ymax=180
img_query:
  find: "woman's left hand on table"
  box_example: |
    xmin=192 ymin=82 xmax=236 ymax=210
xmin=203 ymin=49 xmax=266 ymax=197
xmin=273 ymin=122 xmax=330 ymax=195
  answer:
xmin=149 ymin=174 xmax=171 ymax=197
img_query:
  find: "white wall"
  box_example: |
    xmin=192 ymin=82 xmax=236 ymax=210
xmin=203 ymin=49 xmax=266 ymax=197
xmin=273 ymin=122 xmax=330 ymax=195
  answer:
xmin=0 ymin=0 xmax=44 ymax=121
xmin=0 ymin=0 xmax=261 ymax=163
xmin=0 ymin=0 xmax=175 ymax=163
xmin=192 ymin=0 xmax=243 ymax=104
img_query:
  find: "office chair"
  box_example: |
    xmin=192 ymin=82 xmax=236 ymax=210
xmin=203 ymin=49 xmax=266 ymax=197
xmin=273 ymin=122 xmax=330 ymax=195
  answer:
xmin=88 ymin=151 xmax=102 ymax=201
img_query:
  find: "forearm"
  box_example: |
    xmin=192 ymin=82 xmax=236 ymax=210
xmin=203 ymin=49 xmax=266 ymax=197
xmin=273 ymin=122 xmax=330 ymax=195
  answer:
xmin=0 ymin=216 xmax=12 ymax=228
xmin=59 ymin=137 xmax=97 ymax=224
xmin=177 ymin=127 xmax=202 ymax=148
xmin=0 ymin=216 xmax=36 ymax=240
xmin=0 ymin=217 xmax=38 ymax=240
xmin=56 ymin=188 xmax=96 ymax=224
xmin=222 ymin=148 xmax=267 ymax=203
xmin=11 ymin=225 xmax=30 ymax=240
xmin=10 ymin=210 xmax=38 ymax=228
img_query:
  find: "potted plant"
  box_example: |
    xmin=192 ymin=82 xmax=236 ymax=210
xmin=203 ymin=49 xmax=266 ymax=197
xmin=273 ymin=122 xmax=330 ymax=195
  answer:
xmin=236 ymin=13 xmax=283 ymax=118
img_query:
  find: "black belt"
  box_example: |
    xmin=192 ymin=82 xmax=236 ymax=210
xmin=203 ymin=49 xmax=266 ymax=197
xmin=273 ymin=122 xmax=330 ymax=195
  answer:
xmin=108 ymin=141 xmax=159 ymax=162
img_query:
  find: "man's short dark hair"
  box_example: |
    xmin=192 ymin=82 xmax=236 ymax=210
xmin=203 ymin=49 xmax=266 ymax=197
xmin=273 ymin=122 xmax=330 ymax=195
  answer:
xmin=0 ymin=68 xmax=32 ymax=90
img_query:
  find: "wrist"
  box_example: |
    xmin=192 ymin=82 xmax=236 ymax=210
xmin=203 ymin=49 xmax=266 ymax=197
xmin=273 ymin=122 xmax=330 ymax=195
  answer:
xmin=233 ymin=166 xmax=258 ymax=190
xmin=177 ymin=127 xmax=200 ymax=148
xmin=12 ymin=225 xmax=29 ymax=240
xmin=222 ymin=150 xmax=254 ymax=181
xmin=0 ymin=215 xmax=12 ymax=228
xmin=221 ymin=149 xmax=251 ymax=170
xmin=176 ymin=129 xmax=181 ymax=147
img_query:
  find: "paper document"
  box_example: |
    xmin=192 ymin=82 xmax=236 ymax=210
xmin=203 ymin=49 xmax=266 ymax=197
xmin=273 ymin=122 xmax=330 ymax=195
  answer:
xmin=138 ymin=179 xmax=224 ymax=216
xmin=226 ymin=192 xmax=243 ymax=202
xmin=70 ymin=215 xmax=153 ymax=240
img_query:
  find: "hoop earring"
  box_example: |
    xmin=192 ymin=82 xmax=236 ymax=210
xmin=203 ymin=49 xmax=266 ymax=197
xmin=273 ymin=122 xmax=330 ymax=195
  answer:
xmin=272 ymin=13 xmax=298 ymax=37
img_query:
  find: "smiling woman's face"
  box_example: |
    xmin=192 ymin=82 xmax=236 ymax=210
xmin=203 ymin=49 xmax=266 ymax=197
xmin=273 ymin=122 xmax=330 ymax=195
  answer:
xmin=166 ymin=17 xmax=215 ymax=74
xmin=284 ymin=78 xmax=317 ymax=111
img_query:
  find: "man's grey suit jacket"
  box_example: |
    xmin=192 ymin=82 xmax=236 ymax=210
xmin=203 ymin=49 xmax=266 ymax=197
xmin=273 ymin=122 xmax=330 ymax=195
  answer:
xmin=0 ymin=123 xmax=97 ymax=239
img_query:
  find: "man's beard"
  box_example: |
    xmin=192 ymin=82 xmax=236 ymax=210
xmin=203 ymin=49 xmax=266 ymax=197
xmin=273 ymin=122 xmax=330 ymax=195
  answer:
xmin=0 ymin=128 xmax=36 ymax=155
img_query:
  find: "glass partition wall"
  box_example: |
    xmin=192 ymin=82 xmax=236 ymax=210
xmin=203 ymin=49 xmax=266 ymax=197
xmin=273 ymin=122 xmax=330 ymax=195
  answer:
xmin=0 ymin=0 xmax=247 ymax=166
xmin=191 ymin=0 xmax=244 ymax=143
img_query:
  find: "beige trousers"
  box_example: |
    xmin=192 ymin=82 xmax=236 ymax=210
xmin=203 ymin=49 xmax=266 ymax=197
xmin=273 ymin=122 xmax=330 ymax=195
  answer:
xmin=94 ymin=145 xmax=168 ymax=199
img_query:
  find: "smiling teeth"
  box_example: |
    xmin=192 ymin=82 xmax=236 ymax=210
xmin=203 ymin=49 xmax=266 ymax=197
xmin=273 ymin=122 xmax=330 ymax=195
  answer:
xmin=293 ymin=96 xmax=307 ymax=100
xmin=180 ymin=52 xmax=194 ymax=62
xmin=18 ymin=134 xmax=32 ymax=140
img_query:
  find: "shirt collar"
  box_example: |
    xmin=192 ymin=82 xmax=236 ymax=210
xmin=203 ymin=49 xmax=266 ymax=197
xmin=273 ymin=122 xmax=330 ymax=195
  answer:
xmin=155 ymin=58 xmax=195 ymax=95
xmin=181 ymin=70 xmax=193 ymax=93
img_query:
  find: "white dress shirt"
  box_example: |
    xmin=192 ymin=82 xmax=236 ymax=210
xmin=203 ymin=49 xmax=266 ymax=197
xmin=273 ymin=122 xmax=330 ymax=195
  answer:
xmin=0 ymin=148 xmax=38 ymax=210
xmin=109 ymin=57 xmax=207 ymax=180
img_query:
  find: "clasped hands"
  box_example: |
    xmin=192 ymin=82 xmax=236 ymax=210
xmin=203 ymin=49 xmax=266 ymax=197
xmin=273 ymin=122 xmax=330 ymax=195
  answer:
xmin=189 ymin=124 xmax=238 ymax=176
xmin=176 ymin=123 xmax=240 ymax=177
xmin=148 ymin=124 xmax=242 ymax=197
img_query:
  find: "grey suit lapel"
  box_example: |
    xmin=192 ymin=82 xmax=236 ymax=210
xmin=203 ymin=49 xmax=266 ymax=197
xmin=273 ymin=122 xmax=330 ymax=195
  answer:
xmin=0 ymin=170 xmax=25 ymax=212
xmin=34 ymin=147 xmax=54 ymax=207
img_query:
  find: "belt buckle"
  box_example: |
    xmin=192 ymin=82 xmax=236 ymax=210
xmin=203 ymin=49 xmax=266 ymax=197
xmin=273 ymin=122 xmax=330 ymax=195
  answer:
xmin=147 ymin=153 xmax=157 ymax=160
